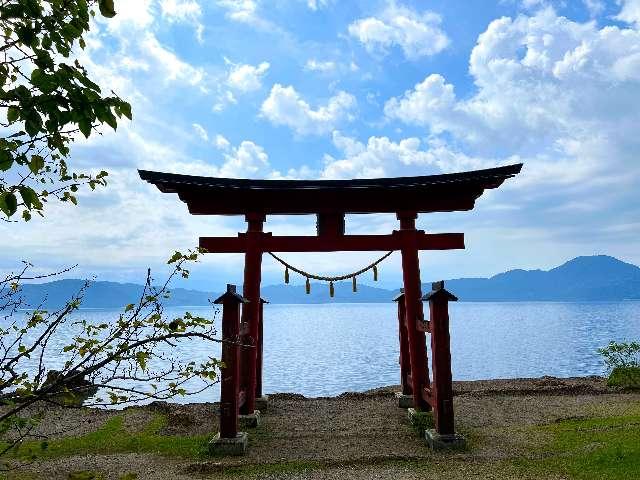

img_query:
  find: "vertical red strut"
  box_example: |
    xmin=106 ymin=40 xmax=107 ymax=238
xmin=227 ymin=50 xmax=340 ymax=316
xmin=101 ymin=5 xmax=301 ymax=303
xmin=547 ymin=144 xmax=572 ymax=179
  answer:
xmin=425 ymin=282 xmax=458 ymax=435
xmin=394 ymin=291 xmax=412 ymax=395
xmin=215 ymin=284 xmax=246 ymax=438
xmin=397 ymin=212 xmax=431 ymax=411
xmin=240 ymin=213 xmax=264 ymax=415
xmin=255 ymin=297 xmax=267 ymax=399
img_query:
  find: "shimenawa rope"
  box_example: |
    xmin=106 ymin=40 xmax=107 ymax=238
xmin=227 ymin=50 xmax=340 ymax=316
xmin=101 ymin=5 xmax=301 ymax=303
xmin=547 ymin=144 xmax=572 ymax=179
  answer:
xmin=268 ymin=251 xmax=393 ymax=297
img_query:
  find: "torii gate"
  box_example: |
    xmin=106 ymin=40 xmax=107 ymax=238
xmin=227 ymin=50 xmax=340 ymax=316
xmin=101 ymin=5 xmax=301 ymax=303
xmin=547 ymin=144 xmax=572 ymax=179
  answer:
xmin=139 ymin=163 xmax=522 ymax=450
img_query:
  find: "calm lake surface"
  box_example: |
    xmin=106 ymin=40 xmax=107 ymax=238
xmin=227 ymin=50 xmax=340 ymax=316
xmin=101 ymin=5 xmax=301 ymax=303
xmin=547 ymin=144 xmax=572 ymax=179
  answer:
xmin=33 ymin=302 xmax=640 ymax=403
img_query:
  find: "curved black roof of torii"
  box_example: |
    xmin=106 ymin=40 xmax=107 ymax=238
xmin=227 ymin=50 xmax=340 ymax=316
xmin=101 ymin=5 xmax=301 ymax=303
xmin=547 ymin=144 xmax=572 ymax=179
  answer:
xmin=138 ymin=163 xmax=523 ymax=216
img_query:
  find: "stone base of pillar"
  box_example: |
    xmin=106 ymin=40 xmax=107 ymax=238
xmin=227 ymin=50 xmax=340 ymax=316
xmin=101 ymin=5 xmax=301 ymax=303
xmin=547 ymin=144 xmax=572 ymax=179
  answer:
xmin=395 ymin=392 xmax=413 ymax=409
xmin=424 ymin=429 xmax=466 ymax=451
xmin=239 ymin=410 xmax=261 ymax=428
xmin=209 ymin=432 xmax=248 ymax=456
xmin=255 ymin=395 xmax=269 ymax=412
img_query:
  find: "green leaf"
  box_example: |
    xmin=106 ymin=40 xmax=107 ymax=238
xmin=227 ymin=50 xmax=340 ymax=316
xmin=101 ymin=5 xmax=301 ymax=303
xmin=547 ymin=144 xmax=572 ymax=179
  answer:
xmin=78 ymin=118 xmax=91 ymax=138
xmin=7 ymin=106 xmax=19 ymax=123
xmin=0 ymin=150 xmax=13 ymax=171
xmin=167 ymin=251 xmax=183 ymax=264
xmin=18 ymin=186 xmax=40 ymax=210
xmin=99 ymin=0 xmax=117 ymax=18
xmin=29 ymin=155 xmax=45 ymax=174
xmin=118 ymin=102 xmax=132 ymax=120
xmin=0 ymin=192 xmax=18 ymax=217
xmin=135 ymin=351 xmax=149 ymax=370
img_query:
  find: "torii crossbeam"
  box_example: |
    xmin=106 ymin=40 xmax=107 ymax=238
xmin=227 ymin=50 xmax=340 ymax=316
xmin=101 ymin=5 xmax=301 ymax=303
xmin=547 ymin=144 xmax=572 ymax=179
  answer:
xmin=139 ymin=163 xmax=522 ymax=435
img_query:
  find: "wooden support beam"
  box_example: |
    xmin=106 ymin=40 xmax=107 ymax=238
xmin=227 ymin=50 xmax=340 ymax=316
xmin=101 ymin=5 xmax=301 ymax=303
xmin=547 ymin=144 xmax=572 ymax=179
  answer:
xmin=240 ymin=214 xmax=264 ymax=415
xmin=214 ymin=284 xmax=247 ymax=439
xmin=255 ymin=298 xmax=268 ymax=399
xmin=423 ymin=281 xmax=458 ymax=435
xmin=200 ymin=232 xmax=464 ymax=253
xmin=394 ymin=291 xmax=412 ymax=395
xmin=398 ymin=212 xmax=431 ymax=411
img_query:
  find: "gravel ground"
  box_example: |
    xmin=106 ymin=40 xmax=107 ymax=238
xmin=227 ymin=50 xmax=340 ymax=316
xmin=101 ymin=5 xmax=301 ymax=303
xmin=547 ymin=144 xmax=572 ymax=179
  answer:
xmin=6 ymin=376 xmax=639 ymax=480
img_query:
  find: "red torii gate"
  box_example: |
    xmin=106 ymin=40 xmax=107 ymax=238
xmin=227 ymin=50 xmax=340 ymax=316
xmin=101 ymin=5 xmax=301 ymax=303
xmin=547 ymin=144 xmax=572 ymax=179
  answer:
xmin=139 ymin=163 xmax=522 ymax=450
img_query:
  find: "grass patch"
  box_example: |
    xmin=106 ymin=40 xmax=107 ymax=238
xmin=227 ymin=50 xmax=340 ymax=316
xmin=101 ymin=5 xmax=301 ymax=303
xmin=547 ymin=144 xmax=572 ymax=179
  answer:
xmin=3 ymin=414 xmax=212 ymax=462
xmin=407 ymin=409 xmax=434 ymax=437
xmin=517 ymin=409 xmax=640 ymax=480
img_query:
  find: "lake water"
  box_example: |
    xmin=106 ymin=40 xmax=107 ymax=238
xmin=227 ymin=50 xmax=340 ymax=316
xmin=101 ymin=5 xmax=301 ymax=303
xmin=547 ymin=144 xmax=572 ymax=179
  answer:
xmin=24 ymin=302 xmax=640 ymax=403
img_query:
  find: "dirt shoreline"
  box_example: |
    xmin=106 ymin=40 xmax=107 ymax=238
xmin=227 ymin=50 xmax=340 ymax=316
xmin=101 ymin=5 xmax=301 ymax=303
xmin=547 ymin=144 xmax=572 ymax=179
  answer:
xmin=5 ymin=376 xmax=640 ymax=480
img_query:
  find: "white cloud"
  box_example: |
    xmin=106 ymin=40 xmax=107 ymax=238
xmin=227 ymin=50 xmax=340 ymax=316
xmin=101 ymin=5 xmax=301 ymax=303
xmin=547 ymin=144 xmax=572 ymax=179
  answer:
xmin=616 ymin=0 xmax=640 ymax=25
xmin=215 ymin=0 xmax=277 ymax=31
xmin=141 ymin=33 xmax=205 ymax=87
xmin=307 ymin=0 xmax=330 ymax=10
xmin=160 ymin=0 xmax=204 ymax=41
xmin=217 ymin=141 xmax=271 ymax=178
xmin=106 ymin=0 xmax=155 ymax=31
xmin=348 ymin=2 xmax=449 ymax=60
xmin=161 ymin=0 xmax=202 ymax=21
xmin=192 ymin=123 xmax=209 ymax=141
xmin=583 ymin=0 xmax=605 ymax=16
xmin=260 ymin=84 xmax=357 ymax=135
xmin=214 ymin=134 xmax=231 ymax=150
xmin=384 ymin=74 xmax=460 ymax=135
xmin=216 ymin=0 xmax=256 ymax=20
xmin=320 ymin=132 xmax=491 ymax=179
xmin=212 ymin=60 xmax=270 ymax=111
xmin=226 ymin=61 xmax=270 ymax=91
xmin=385 ymin=8 xmax=640 ymax=160
xmin=304 ymin=59 xmax=337 ymax=72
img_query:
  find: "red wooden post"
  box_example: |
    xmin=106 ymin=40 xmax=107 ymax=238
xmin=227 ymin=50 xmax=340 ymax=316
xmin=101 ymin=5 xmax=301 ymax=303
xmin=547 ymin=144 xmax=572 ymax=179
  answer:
xmin=240 ymin=213 xmax=265 ymax=415
xmin=255 ymin=297 xmax=268 ymax=399
xmin=397 ymin=212 xmax=431 ymax=411
xmin=423 ymin=281 xmax=458 ymax=435
xmin=214 ymin=284 xmax=247 ymax=438
xmin=393 ymin=290 xmax=412 ymax=395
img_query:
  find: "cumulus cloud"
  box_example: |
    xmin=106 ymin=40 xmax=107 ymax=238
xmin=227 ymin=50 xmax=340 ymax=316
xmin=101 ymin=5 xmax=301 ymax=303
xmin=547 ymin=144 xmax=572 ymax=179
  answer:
xmin=213 ymin=59 xmax=269 ymax=111
xmin=319 ymin=132 xmax=492 ymax=179
xmin=226 ymin=61 xmax=270 ymax=91
xmin=385 ymin=7 xmax=640 ymax=163
xmin=106 ymin=0 xmax=155 ymax=31
xmin=215 ymin=0 xmax=278 ymax=31
xmin=260 ymin=84 xmax=357 ymax=135
xmin=348 ymin=2 xmax=449 ymax=60
xmin=141 ymin=33 xmax=205 ymax=87
xmin=216 ymin=141 xmax=271 ymax=178
xmin=160 ymin=0 xmax=204 ymax=40
xmin=583 ymin=0 xmax=605 ymax=16
xmin=214 ymin=134 xmax=231 ymax=150
xmin=616 ymin=0 xmax=640 ymax=25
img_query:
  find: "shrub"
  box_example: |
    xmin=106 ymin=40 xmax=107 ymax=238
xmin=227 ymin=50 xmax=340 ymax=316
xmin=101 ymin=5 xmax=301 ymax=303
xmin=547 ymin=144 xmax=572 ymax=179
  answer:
xmin=598 ymin=341 xmax=640 ymax=389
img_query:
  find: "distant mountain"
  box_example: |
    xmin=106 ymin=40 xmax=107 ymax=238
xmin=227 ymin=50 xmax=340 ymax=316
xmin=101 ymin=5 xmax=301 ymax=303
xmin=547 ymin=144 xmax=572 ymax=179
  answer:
xmin=439 ymin=256 xmax=640 ymax=301
xmin=20 ymin=279 xmax=214 ymax=310
xmin=17 ymin=255 xmax=640 ymax=308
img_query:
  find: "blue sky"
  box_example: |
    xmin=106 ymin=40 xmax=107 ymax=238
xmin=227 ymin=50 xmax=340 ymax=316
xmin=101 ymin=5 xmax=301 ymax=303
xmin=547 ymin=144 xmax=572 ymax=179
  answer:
xmin=3 ymin=0 xmax=640 ymax=292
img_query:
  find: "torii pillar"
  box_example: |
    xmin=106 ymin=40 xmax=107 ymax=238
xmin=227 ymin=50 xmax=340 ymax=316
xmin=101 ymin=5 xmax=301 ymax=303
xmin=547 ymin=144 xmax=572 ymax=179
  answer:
xmin=397 ymin=212 xmax=431 ymax=411
xmin=240 ymin=213 xmax=264 ymax=415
